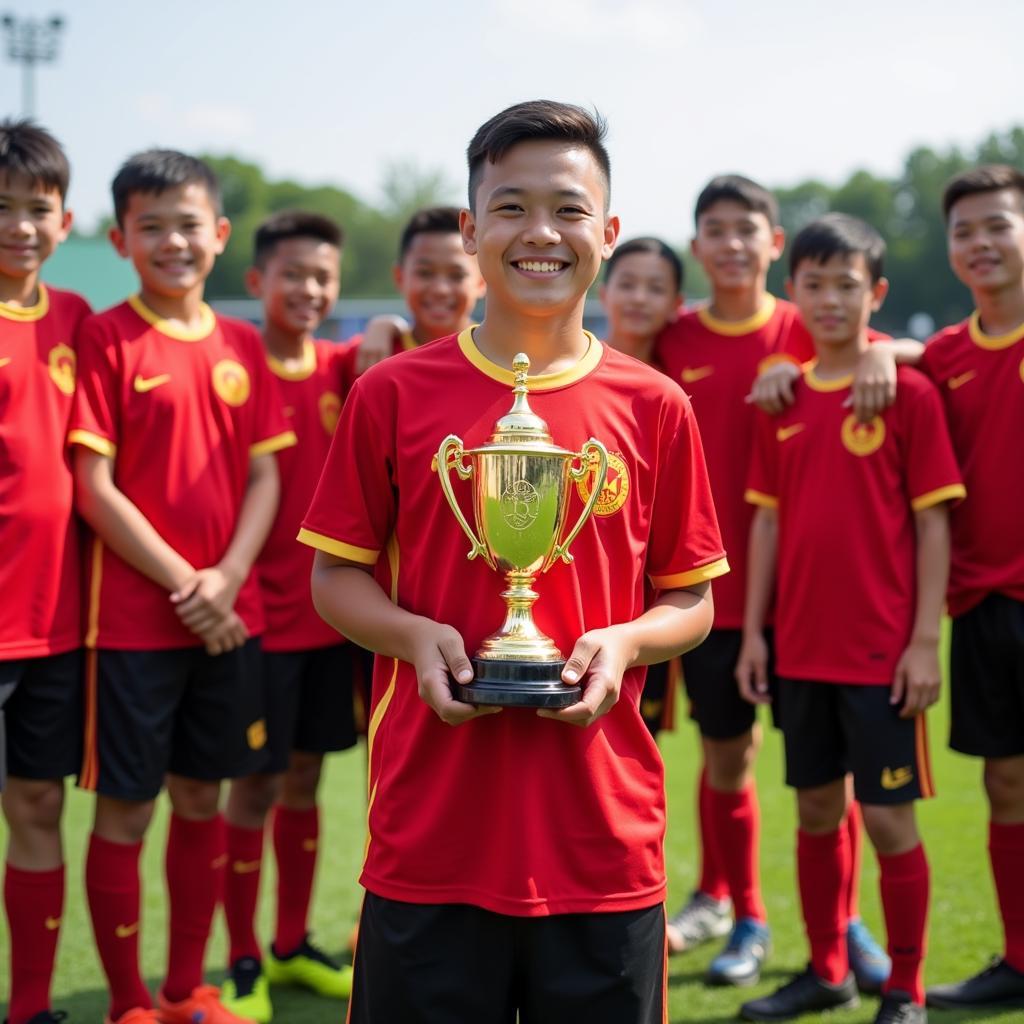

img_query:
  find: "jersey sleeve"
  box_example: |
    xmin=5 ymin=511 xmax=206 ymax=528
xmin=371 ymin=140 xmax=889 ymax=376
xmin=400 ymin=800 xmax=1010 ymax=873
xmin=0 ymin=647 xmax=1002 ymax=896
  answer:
xmin=744 ymin=410 xmax=780 ymax=509
xmin=68 ymin=316 xmax=120 ymax=458
xmin=646 ymin=396 xmax=729 ymax=590
xmin=900 ymin=373 xmax=966 ymax=511
xmin=298 ymin=375 xmax=396 ymax=565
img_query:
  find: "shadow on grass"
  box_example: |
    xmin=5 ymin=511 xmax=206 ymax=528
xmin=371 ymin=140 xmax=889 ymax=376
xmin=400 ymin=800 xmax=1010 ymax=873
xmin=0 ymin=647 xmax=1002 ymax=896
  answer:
xmin=667 ymin=965 xmax=797 ymax=988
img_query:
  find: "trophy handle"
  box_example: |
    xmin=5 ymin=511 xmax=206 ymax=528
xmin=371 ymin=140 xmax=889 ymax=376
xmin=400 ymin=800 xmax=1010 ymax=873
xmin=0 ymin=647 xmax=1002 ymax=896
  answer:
xmin=548 ymin=439 xmax=608 ymax=569
xmin=435 ymin=434 xmax=494 ymax=568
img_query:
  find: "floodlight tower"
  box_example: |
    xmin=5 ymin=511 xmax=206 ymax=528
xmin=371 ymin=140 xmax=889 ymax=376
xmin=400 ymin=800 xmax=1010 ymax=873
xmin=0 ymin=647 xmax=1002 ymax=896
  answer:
xmin=1 ymin=13 xmax=64 ymax=118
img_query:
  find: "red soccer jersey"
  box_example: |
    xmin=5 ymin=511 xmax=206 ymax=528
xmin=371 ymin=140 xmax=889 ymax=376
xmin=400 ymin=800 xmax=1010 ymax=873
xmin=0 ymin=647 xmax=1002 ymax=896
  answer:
xmin=300 ymin=329 xmax=727 ymax=916
xmin=654 ymin=297 xmax=815 ymax=627
xmin=69 ymin=296 xmax=296 ymax=650
xmin=746 ymin=364 xmax=964 ymax=685
xmin=919 ymin=314 xmax=1024 ymax=616
xmin=258 ymin=339 xmax=347 ymax=651
xmin=0 ymin=285 xmax=91 ymax=658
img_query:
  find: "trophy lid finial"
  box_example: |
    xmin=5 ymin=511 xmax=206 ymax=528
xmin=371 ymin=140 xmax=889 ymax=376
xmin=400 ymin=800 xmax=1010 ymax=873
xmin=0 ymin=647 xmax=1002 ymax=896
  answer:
xmin=490 ymin=351 xmax=555 ymax=446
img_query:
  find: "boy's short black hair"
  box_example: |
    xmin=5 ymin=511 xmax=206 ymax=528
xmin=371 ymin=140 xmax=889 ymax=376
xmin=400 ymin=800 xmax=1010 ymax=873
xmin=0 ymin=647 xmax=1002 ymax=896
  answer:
xmin=466 ymin=100 xmax=610 ymax=210
xmin=942 ymin=164 xmax=1024 ymax=221
xmin=789 ymin=212 xmax=885 ymax=283
xmin=605 ymin=237 xmax=684 ymax=293
xmin=253 ymin=209 xmax=344 ymax=267
xmin=0 ymin=118 xmax=70 ymax=201
xmin=111 ymin=149 xmax=221 ymax=227
xmin=398 ymin=206 xmax=461 ymax=261
xmin=695 ymin=174 xmax=778 ymax=228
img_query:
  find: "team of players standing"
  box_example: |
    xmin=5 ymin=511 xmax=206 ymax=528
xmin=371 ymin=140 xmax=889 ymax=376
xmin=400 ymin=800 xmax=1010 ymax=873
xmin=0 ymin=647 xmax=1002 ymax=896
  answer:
xmin=0 ymin=102 xmax=1022 ymax=1024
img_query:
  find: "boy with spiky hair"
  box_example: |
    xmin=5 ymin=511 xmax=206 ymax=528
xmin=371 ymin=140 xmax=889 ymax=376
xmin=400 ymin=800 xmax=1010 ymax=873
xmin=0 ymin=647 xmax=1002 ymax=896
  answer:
xmin=921 ymin=165 xmax=1024 ymax=1012
xmin=70 ymin=150 xmax=295 ymax=1024
xmin=300 ymin=99 xmax=727 ymax=1023
xmin=0 ymin=118 xmax=90 ymax=1024
xmin=737 ymin=214 xmax=963 ymax=1024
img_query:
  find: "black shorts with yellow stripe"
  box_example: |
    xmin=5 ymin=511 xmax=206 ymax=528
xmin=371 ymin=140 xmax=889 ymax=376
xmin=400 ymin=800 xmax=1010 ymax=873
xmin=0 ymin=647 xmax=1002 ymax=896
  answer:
xmin=79 ymin=639 xmax=267 ymax=801
xmin=778 ymin=677 xmax=934 ymax=805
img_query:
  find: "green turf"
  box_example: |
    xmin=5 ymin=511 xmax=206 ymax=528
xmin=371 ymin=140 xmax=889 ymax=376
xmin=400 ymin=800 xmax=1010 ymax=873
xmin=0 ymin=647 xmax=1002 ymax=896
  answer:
xmin=1 ymin=681 xmax=1018 ymax=1023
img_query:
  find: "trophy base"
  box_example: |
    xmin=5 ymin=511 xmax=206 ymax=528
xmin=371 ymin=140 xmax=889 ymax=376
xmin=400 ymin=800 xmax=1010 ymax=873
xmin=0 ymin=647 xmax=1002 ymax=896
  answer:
xmin=457 ymin=658 xmax=582 ymax=708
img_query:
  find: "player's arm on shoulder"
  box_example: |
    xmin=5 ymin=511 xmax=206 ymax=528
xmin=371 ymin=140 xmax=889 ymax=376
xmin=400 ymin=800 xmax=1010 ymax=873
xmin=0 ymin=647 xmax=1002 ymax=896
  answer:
xmin=892 ymin=502 xmax=950 ymax=719
xmin=310 ymin=550 xmax=500 ymax=726
xmin=846 ymin=339 xmax=924 ymax=424
xmin=538 ymin=582 xmax=715 ymax=728
xmin=748 ymin=354 xmax=802 ymax=414
xmin=355 ymin=315 xmax=410 ymax=375
xmin=735 ymin=504 xmax=778 ymax=706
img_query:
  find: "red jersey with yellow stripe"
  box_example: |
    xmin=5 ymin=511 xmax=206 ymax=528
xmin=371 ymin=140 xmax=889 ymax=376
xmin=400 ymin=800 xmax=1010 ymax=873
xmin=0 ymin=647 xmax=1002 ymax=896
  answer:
xmin=258 ymin=339 xmax=347 ymax=651
xmin=746 ymin=364 xmax=964 ymax=684
xmin=69 ymin=296 xmax=296 ymax=650
xmin=653 ymin=296 xmax=815 ymax=627
xmin=300 ymin=329 xmax=726 ymax=916
xmin=919 ymin=314 xmax=1024 ymax=616
xmin=0 ymin=284 xmax=91 ymax=658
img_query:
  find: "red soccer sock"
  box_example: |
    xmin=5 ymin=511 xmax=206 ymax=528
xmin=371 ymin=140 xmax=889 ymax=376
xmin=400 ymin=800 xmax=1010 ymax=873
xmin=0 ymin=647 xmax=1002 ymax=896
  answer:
xmin=990 ymin=821 xmax=1024 ymax=972
xmin=4 ymin=862 xmax=64 ymax=1024
xmin=879 ymin=843 xmax=929 ymax=1004
xmin=85 ymin=833 xmax=152 ymax=1020
xmin=707 ymin=783 xmax=767 ymax=922
xmin=273 ymin=804 xmax=319 ymax=954
xmin=224 ymin=821 xmax=264 ymax=964
xmin=697 ymin=768 xmax=729 ymax=901
xmin=845 ymin=802 xmax=863 ymax=921
xmin=163 ymin=814 xmax=225 ymax=1003
xmin=798 ymin=827 xmax=851 ymax=985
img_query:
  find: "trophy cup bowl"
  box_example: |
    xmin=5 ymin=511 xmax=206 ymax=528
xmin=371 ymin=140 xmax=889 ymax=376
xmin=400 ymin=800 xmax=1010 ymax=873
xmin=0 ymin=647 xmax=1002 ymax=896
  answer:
xmin=435 ymin=353 xmax=608 ymax=708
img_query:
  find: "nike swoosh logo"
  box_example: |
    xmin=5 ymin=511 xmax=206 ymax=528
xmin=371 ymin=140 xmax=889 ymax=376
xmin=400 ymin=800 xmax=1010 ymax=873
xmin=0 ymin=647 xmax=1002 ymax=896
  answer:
xmin=681 ymin=365 xmax=714 ymax=384
xmin=776 ymin=423 xmax=806 ymax=442
xmin=115 ymin=922 xmax=140 ymax=939
xmin=947 ymin=370 xmax=977 ymax=390
xmin=0 ymin=357 xmax=11 ymax=369
xmin=133 ymin=373 xmax=171 ymax=393
xmin=45 ymin=915 xmax=62 ymax=930
xmin=881 ymin=766 xmax=914 ymax=790
xmin=232 ymin=859 xmax=261 ymax=874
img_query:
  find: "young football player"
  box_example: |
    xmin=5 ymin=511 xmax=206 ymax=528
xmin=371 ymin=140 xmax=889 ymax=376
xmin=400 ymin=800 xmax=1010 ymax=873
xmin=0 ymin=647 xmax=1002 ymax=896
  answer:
xmin=0 ymin=118 xmax=90 ymax=1024
xmin=70 ymin=151 xmax=295 ymax=1024
xmin=737 ymin=214 xmax=963 ymax=1024
xmin=299 ymin=100 xmax=727 ymax=1023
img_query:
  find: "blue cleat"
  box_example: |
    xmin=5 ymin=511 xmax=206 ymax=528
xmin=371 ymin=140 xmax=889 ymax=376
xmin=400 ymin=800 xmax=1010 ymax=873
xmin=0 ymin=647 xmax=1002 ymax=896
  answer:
xmin=706 ymin=917 xmax=771 ymax=987
xmin=847 ymin=917 xmax=891 ymax=995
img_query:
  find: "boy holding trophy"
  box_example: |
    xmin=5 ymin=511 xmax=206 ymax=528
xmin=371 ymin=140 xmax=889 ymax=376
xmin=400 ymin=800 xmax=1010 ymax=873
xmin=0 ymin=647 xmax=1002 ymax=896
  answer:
xmin=299 ymin=100 xmax=727 ymax=1023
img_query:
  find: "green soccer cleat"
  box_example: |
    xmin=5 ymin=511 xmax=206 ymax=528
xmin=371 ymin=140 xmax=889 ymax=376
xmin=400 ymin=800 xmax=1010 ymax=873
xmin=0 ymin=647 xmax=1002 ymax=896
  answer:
xmin=266 ymin=935 xmax=353 ymax=999
xmin=220 ymin=956 xmax=273 ymax=1023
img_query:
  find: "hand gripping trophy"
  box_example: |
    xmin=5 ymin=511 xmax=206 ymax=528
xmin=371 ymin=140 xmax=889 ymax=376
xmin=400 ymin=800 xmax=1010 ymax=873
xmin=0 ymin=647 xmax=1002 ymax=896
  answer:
xmin=436 ymin=353 xmax=608 ymax=708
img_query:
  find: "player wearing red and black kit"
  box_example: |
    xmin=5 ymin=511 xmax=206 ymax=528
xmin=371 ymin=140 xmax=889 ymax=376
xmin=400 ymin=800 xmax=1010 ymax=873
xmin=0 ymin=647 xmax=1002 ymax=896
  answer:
xmin=744 ymin=363 xmax=963 ymax=1006
xmin=300 ymin=329 xmax=727 ymax=1021
xmin=1 ymin=284 xmax=90 ymax=1023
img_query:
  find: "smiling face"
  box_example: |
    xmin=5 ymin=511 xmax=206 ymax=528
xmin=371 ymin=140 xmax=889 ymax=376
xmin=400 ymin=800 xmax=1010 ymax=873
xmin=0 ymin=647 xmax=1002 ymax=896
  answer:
xmin=0 ymin=173 xmax=71 ymax=284
xmin=692 ymin=199 xmax=783 ymax=295
xmin=600 ymin=250 xmax=681 ymax=349
xmin=947 ymin=188 xmax=1024 ymax=299
xmin=461 ymin=140 xmax=618 ymax=320
xmin=110 ymin=182 xmax=229 ymax=301
xmin=248 ymin=236 xmax=340 ymax=340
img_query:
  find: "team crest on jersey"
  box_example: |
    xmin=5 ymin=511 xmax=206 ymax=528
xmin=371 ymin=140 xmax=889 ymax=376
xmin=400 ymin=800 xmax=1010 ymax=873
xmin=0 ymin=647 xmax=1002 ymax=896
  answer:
xmin=319 ymin=390 xmax=342 ymax=435
xmin=840 ymin=413 xmax=886 ymax=457
xmin=48 ymin=343 xmax=76 ymax=395
xmin=212 ymin=359 xmax=250 ymax=407
xmin=575 ymin=450 xmax=630 ymax=517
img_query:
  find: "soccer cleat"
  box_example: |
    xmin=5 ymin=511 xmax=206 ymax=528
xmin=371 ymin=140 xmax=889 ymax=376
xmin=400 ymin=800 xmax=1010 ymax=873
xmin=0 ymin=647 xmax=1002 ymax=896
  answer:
xmin=104 ymin=1010 xmax=161 ymax=1024
xmin=874 ymin=990 xmax=926 ymax=1024
xmin=265 ymin=935 xmax=353 ymax=999
xmin=739 ymin=965 xmax=859 ymax=1021
xmin=157 ymin=984 xmax=257 ymax=1023
xmin=220 ymin=957 xmax=272 ymax=1023
xmin=706 ymin=917 xmax=771 ymax=986
xmin=847 ymin=918 xmax=891 ymax=994
xmin=665 ymin=890 xmax=732 ymax=954
xmin=926 ymin=957 xmax=1024 ymax=1009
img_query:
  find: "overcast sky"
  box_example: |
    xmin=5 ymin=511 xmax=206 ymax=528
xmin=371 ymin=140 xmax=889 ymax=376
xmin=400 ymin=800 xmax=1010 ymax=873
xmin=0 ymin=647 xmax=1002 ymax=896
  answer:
xmin=3 ymin=0 xmax=1022 ymax=245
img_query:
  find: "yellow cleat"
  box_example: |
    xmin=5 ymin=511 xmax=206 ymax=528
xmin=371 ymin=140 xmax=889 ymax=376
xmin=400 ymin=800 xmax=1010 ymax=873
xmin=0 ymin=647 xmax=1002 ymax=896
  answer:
xmin=265 ymin=936 xmax=353 ymax=999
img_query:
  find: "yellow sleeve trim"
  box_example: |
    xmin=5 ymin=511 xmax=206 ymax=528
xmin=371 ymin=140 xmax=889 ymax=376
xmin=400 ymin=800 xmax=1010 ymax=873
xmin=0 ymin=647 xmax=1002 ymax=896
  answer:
xmin=650 ymin=557 xmax=730 ymax=590
xmin=757 ymin=352 xmax=803 ymax=375
xmin=744 ymin=488 xmax=779 ymax=508
xmin=297 ymin=528 xmax=379 ymax=565
xmin=250 ymin=431 xmax=297 ymax=457
xmin=911 ymin=483 xmax=966 ymax=511
xmin=68 ymin=428 xmax=117 ymax=457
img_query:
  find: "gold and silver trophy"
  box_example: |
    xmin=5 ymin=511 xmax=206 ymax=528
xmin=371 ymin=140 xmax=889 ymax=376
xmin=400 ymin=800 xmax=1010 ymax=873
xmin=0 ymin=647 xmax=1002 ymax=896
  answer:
xmin=435 ymin=353 xmax=608 ymax=707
